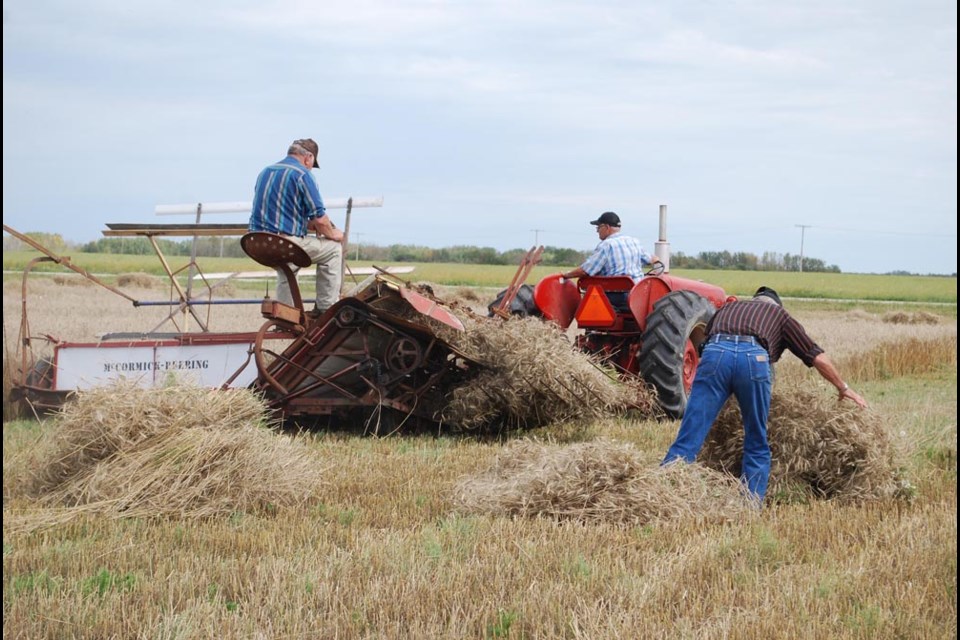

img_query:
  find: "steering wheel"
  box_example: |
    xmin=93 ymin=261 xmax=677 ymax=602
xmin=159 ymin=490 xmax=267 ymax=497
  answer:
xmin=645 ymin=261 xmax=666 ymax=277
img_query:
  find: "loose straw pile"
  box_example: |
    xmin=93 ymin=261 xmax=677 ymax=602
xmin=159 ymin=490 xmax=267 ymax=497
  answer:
xmin=443 ymin=316 xmax=659 ymax=431
xmin=453 ymin=438 xmax=756 ymax=525
xmin=5 ymin=383 xmax=327 ymax=533
xmin=699 ymin=383 xmax=910 ymax=503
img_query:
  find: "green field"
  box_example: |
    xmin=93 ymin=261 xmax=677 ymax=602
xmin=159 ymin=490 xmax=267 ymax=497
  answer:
xmin=3 ymin=249 xmax=956 ymax=305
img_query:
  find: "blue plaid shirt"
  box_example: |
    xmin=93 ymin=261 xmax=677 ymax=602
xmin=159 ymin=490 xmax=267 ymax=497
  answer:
xmin=580 ymin=232 xmax=653 ymax=281
xmin=248 ymin=156 xmax=326 ymax=237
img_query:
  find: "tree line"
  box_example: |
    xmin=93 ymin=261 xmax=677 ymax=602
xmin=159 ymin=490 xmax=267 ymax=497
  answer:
xmin=4 ymin=231 xmax=844 ymax=273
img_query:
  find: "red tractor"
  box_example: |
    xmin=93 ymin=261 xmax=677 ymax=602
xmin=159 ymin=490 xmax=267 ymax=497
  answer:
xmin=497 ymin=267 xmax=735 ymax=418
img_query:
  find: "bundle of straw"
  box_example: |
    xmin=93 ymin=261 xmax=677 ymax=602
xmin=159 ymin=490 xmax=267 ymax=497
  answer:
xmin=6 ymin=383 xmax=327 ymax=531
xmin=453 ymin=438 xmax=756 ymax=525
xmin=443 ymin=316 xmax=659 ymax=431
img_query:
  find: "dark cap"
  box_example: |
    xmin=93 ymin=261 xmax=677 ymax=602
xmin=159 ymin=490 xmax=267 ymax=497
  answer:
xmin=291 ymin=138 xmax=320 ymax=168
xmin=753 ymin=286 xmax=783 ymax=306
xmin=590 ymin=211 xmax=621 ymax=227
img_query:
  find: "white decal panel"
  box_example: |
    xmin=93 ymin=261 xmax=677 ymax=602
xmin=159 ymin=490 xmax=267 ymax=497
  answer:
xmin=54 ymin=342 xmax=258 ymax=390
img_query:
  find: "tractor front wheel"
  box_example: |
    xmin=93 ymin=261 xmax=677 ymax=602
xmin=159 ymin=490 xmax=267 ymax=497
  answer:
xmin=638 ymin=290 xmax=715 ymax=419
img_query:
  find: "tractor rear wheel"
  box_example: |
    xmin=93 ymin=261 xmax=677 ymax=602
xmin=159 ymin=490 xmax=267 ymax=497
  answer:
xmin=487 ymin=284 xmax=542 ymax=318
xmin=638 ymin=290 xmax=715 ymax=419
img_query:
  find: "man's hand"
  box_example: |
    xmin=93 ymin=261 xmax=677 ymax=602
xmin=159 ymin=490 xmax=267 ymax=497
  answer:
xmin=310 ymin=216 xmax=343 ymax=242
xmin=839 ymin=385 xmax=868 ymax=408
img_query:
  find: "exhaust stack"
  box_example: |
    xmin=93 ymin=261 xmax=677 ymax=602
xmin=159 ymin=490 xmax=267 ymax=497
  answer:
xmin=654 ymin=204 xmax=671 ymax=273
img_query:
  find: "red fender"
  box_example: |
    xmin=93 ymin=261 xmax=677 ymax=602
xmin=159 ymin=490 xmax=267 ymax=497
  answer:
xmin=533 ymin=275 xmax=581 ymax=329
xmin=628 ymin=274 xmax=729 ymax=332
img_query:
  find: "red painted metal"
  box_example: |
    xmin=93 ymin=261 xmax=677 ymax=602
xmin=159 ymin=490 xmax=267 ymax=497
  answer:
xmin=397 ymin=286 xmax=465 ymax=331
xmin=628 ymin=274 xmax=728 ymax=332
xmin=533 ymin=275 xmax=580 ymax=329
xmin=681 ymin=339 xmax=700 ymax=395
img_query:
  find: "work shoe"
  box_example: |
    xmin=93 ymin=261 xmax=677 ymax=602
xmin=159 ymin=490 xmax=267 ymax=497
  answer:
xmin=307 ymin=307 xmax=326 ymax=319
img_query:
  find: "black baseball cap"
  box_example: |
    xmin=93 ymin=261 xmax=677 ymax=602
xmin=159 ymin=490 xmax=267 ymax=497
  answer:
xmin=753 ymin=286 xmax=783 ymax=306
xmin=590 ymin=211 xmax=621 ymax=227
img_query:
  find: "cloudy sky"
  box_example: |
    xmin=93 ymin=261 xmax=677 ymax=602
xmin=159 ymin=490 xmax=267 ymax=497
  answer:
xmin=3 ymin=0 xmax=956 ymax=274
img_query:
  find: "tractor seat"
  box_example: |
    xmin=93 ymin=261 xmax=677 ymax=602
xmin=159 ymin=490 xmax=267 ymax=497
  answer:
xmin=240 ymin=232 xmax=312 ymax=270
xmin=241 ymin=232 xmax=312 ymax=323
xmin=577 ymin=275 xmax=636 ymax=293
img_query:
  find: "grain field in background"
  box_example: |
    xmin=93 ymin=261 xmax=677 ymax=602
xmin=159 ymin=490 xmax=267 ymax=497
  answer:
xmin=2 ymin=274 xmax=956 ymax=639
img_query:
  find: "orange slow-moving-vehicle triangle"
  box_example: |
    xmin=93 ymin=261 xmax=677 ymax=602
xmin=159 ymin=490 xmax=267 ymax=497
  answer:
xmin=576 ymin=285 xmax=616 ymax=326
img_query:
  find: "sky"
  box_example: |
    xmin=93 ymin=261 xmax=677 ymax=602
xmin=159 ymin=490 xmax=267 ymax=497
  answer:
xmin=3 ymin=0 xmax=957 ymax=275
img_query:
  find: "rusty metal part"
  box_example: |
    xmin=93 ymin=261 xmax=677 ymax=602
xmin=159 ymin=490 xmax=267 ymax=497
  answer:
xmin=251 ymin=290 xmax=482 ymax=425
xmin=253 ymin=320 xmax=296 ymax=395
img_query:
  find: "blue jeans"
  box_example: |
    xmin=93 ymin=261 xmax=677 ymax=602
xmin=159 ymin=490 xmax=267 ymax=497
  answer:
xmin=662 ymin=336 xmax=773 ymax=500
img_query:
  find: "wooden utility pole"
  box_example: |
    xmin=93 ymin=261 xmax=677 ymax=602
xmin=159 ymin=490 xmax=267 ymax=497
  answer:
xmin=795 ymin=224 xmax=812 ymax=272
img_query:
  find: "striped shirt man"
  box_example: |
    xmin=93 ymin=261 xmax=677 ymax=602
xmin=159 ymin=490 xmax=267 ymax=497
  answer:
xmin=580 ymin=231 xmax=655 ymax=282
xmin=706 ymin=298 xmax=823 ymax=364
xmin=664 ymin=287 xmax=866 ymax=503
xmin=249 ymin=156 xmax=326 ymax=237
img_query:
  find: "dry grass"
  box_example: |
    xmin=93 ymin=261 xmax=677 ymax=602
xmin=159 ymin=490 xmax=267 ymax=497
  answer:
xmin=839 ymin=335 xmax=957 ymax=383
xmin=4 ymin=383 xmax=327 ymax=534
xmin=454 ymin=438 xmax=757 ymax=524
xmin=50 ymin=273 xmax=94 ymax=287
xmin=452 ymin=286 xmax=482 ymax=303
xmin=882 ymin=310 xmax=941 ymax=325
xmin=116 ymin=272 xmax=164 ymax=288
xmin=358 ymin=284 xmax=658 ymax=431
xmin=2 ymin=317 xmax=18 ymax=422
xmin=795 ymin=307 xmax=955 ymax=359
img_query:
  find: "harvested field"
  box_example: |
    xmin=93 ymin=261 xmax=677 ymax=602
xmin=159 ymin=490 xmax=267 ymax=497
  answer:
xmin=2 ymin=272 xmax=957 ymax=639
xmin=790 ymin=306 xmax=955 ymax=359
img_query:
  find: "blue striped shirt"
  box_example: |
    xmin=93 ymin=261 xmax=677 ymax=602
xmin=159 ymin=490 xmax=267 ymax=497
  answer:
xmin=580 ymin=232 xmax=653 ymax=281
xmin=248 ymin=156 xmax=326 ymax=237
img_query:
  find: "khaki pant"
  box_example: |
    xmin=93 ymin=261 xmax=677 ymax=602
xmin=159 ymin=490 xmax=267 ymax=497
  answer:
xmin=275 ymin=235 xmax=343 ymax=313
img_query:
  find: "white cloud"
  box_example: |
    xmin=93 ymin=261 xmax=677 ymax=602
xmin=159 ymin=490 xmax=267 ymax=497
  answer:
xmin=2 ymin=0 xmax=955 ymax=273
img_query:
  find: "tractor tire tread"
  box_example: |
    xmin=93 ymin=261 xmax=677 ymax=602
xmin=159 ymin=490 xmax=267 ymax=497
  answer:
xmin=638 ymin=290 xmax=715 ymax=419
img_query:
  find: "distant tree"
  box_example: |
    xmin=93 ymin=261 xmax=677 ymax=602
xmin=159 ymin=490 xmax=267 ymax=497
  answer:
xmin=62 ymin=236 xmax=848 ymax=273
xmin=79 ymin=237 xmax=187 ymax=256
xmin=545 ymin=247 xmax=589 ymax=266
xmin=17 ymin=232 xmax=69 ymax=254
xmin=501 ymin=248 xmax=530 ymax=265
